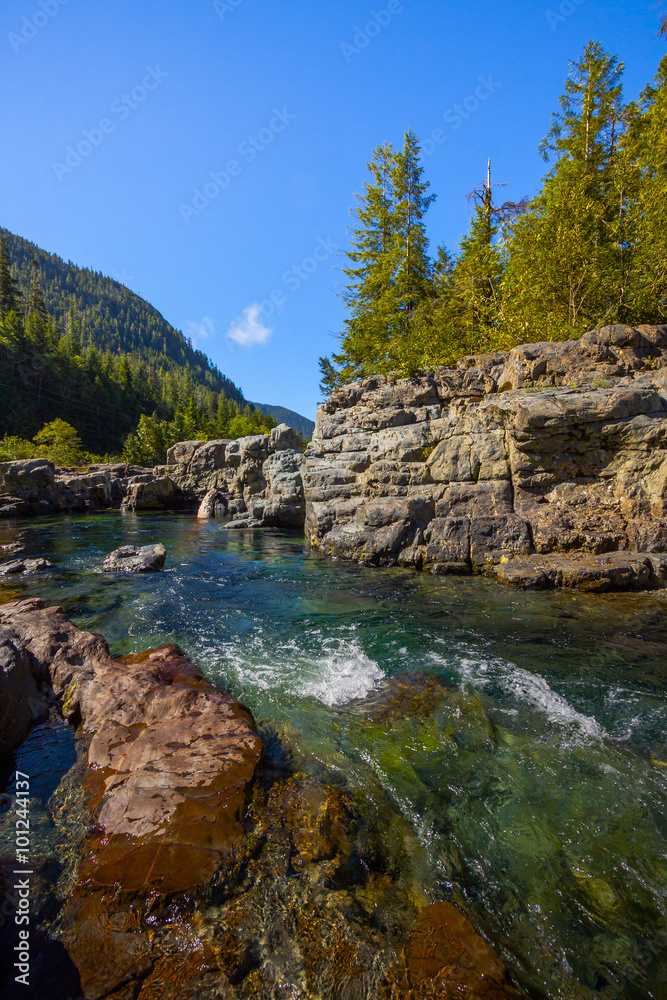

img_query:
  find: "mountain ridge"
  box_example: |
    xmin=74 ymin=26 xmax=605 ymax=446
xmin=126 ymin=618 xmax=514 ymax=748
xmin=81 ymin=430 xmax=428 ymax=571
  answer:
xmin=0 ymin=227 xmax=313 ymax=437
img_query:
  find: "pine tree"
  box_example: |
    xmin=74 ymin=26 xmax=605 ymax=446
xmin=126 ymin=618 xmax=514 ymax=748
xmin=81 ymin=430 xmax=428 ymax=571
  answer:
xmin=390 ymin=129 xmax=436 ymax=338
xmin=0 ymin=237 xmax=20 ymax=318
xmin=502 ymin=42 xmax=628 ymax=340
xmin=25 ymin=260 xmax=51 ymax=351
xmin=324 ymin=141 xmax=398 ymax=387
xmin=623 ymin=55 xmax=667 ymax=320
xmin=319 ymin=134 xmax=435 ymax=391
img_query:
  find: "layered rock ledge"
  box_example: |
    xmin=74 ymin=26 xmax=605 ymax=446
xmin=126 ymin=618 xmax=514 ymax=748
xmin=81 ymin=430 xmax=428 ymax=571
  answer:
xmin=305 ymin=324 xmax=667 ymax=592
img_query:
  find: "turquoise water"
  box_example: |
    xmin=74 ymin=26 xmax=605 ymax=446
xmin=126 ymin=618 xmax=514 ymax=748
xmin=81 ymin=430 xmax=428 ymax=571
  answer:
xmin=1 ymin=511 xmax=666 ymax=1000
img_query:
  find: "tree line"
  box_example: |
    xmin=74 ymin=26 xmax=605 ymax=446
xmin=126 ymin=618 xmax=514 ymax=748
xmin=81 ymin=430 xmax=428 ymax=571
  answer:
xmin=0 ymin=227 xmax=241 ymax=402
xmin=0 ymin=240 xmax=277 ymax=463
xmin=320 ymin=42 xmax=667 ymax=392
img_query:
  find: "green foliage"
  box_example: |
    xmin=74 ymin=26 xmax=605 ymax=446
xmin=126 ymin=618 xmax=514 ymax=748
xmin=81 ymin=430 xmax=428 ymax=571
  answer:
xmin=321 ymin=42 xmax=667 ymax=393
xmin=0 ymin=435 xmax=35 ymax=462
xmin=122 ymin=395 xmax=277 ymax=467
xmin=321 ymin=131 xmax=436 ymax=386
xmin=0 ymin=420 xmax=94 ymax=466
xmin=32 ymin=419 xmax=86 ymax=466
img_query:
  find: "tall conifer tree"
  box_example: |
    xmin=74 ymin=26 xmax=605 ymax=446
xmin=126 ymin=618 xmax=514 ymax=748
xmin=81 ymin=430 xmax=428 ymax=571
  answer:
xmin=502 ymin=42 xmax=628 ymax=339
xmin=0 ymin=237 xmax=20 ymax=318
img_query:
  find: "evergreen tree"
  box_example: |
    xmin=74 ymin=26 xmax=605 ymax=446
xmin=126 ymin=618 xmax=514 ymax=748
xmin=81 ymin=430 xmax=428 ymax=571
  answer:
xmin=623 ymin=55 xmax=667 ymax=320
xmin=502 ymin=42 xmax=628 ymax=340
xmin=319 ymin=134 xmax=435 ymax=390
xmin=327 ymin=141 xmax=398 ymax=386
xmin=390 ymin=129 xmax=436 ymax=337
xmin=0 ymin=236 xmax=20 ymax=318
xmin=25 ymin=260 xmax=51 ymax=351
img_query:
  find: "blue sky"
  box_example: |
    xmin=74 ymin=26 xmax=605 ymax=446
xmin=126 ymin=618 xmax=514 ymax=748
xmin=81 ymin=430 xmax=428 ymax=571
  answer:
xmin=1 ymin=0 xmax=665 ymax=419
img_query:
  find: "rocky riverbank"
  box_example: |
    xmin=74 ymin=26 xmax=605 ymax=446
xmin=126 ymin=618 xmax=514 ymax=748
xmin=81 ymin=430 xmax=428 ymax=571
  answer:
xmin=0 ymin=598 xmax=522 ymax=1000
xmin=1 ymin=324 xmax=666 ymax=592
xmin=305 ymin=323 xmax=667 ymax=592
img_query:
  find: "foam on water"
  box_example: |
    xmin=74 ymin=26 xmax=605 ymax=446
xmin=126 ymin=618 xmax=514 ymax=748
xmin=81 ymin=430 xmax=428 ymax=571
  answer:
xmin=436 ymin=651 xmax=607 ymax=738
xmin=204 ymin=629 xmax=384 ymax=709
xmin=296 ymin=638 xmax=385 ymax=707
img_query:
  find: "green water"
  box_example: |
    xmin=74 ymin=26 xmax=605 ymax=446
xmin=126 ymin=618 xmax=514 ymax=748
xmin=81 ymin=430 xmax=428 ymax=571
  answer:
xmin=1 ymin=512 xmax=666 ymax=1000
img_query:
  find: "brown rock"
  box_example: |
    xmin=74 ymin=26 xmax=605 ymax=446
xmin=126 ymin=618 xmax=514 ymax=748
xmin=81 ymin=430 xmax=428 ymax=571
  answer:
xmin=403 ymin=901 xmax=521 ymax=999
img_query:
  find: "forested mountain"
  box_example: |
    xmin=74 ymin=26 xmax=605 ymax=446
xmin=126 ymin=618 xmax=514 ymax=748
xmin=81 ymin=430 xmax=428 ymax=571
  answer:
xmin=0 ymin=230 xmax=314 ymax=461
xmin=0 ymin=227 xmax=242 ymax=402
xmin=251 ymin=403 xmax=314 ymax=438
xmin=0 ymin=234 xmax=282 ymax=460
xmin=320 ymin=44 xmax=667 ymax=391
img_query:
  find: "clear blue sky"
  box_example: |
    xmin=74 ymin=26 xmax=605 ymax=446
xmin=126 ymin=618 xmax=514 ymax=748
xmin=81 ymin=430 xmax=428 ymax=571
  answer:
xmin=1 ymin=0 xmax=664 ymax=419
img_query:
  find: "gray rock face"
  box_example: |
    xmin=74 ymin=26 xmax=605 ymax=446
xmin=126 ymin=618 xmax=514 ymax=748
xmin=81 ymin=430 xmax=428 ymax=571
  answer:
xmin=0 ymin=458 xmax=55 ymax=498
xmin=0 ymin=460 xmax=154 ymax=517
xmin=122 ymin=475 xmax=188 ymax=511
xmin=305 ymin=324 xmax=667 ymax=591
xmin=168 ymin=423 xmax=306 ymax=529
xmin=102 ymin=543 xmax=166 ymax=573
xmin=0 ymin=625 xmax=47 ymax=756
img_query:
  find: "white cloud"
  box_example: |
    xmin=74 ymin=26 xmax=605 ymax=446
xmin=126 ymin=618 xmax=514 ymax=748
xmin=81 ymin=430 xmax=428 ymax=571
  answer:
xmin=186 ymin=316 xmax=215 ymax=340
xmin=227 ymin=303 xmax=273 ymax=347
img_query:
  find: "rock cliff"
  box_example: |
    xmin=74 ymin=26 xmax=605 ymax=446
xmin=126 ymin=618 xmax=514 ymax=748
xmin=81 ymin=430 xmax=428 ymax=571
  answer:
xmin=163 ymin=422 xmax=306 ymax=527
xmin=305 ymin=324 xmax=667 ymax=591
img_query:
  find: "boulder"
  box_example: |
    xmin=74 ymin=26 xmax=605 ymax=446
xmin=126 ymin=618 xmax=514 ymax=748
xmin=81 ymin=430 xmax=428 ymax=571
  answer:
xmin=123 ymin=476 xmax=183 ymax=510
xmin=0 ymin=557 xmax=53 ymax=575
xmin=0 ymin=598 xmax=262 ymax=998
xmin=165 ymin=440 xmax=205 ymax=466
xmin=102 ymin=543 xmax=166 ymax=573
xmin=0 ymin=625 xmax=47 ymax=755
xmin=0 ymin=459 xmax=55 ymax=500
xmin=270 ymin=422 xmax=302 ymax=452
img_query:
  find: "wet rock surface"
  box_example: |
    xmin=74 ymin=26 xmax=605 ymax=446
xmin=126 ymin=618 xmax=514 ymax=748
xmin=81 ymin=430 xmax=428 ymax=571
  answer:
xmin=0 ymin=557 xmax=52 ymax=575
xmin=306 ymin=324 xmax=667 ymax=591
xmin=102 ymin=543 xmax=167 ymax=573
xmin=0 ymin=625 xmax=47 ymax=755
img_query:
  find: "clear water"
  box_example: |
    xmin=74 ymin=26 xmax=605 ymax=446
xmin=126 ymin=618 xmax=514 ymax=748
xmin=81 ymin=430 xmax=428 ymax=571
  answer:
xmin=1 ymin=512 xmax=666 ymax=1000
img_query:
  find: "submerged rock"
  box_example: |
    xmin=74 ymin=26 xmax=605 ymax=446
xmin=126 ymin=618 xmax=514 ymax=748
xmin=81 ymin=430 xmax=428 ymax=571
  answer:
xmin=0 ymin=599 xmax=521 ymax=1000
xmin=102 ymin=543 xmax=166 ymax=573
xmin=402 ymin=901 xmax=522 ymax=999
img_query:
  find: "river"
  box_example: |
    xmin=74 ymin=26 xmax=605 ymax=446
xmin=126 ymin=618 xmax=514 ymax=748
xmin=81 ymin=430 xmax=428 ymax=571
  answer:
xmin=1 ymin=511 xmax=666 ymax=1000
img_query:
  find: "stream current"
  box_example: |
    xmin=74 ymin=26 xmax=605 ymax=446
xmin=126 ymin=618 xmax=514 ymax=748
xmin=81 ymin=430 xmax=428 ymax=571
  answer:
xmin=1 ymin=511 xmax=666 ymax=1000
